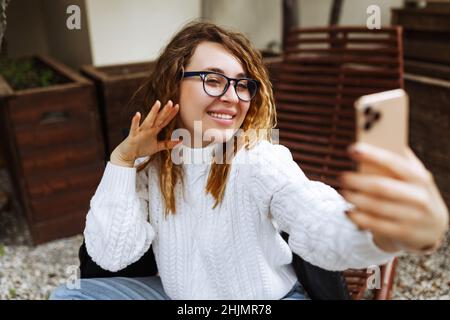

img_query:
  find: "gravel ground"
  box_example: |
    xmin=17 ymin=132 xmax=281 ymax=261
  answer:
xmin=0 ymin=168 xmax=449 ymax=300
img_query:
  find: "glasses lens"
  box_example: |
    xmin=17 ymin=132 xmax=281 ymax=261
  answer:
xmin=203 ymin=73 xmax=258 ymax=101
xmin=204 ymin=73 xmax=227 ymax=97
xmin=236 ymin=79 xmax=258 ymax=101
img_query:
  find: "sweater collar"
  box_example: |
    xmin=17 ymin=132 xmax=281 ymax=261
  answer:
xmin=177 ymin=142 xmax=218 ymax=165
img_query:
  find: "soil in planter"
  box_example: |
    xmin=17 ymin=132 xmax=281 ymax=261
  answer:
xmin=0 ymin=57 xmax=70 ymax=90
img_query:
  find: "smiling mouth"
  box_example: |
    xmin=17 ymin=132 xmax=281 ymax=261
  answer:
xmin=206 ymin=111 xmax=236 ymax=120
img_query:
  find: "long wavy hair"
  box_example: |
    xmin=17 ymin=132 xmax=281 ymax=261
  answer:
xmin=127 ymin=20 xmax=277 ymax=217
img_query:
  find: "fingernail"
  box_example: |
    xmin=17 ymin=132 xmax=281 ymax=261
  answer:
xmin=348 ymin=144 xmax=361 ymax=156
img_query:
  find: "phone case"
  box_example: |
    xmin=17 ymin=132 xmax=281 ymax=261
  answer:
xmin=354 ymin=89 xmax=409 ymax=175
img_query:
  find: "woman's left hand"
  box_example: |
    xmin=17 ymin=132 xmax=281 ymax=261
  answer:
xmin=339 ymin=142 xmax=449 ymax=254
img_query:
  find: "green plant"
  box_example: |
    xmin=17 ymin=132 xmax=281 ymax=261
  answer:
xmin=0 ymin=57 xmax=66 ymax=90
xmin=0 ymin=243 xmax=4 ymax=257
xmin=8 ymin=288 xmax=16 ymax=299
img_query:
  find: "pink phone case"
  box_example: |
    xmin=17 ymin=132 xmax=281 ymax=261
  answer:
xmin=354 ymin=89 xmax=409 ymax=175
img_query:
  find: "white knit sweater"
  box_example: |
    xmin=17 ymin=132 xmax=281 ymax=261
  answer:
xmin=84 ymin=140 xmax=398 ymax=300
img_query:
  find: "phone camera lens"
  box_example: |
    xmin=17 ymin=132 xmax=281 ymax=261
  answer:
xmin=374 ymin=111 xmax=381 ymax=121
xmin=364 ymin=106 xmax=373 ymax=116
xmin=364 ymin=121 xmax=372 ymax=131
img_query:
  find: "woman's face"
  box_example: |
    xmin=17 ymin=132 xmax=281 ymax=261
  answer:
xmin=178 ymin=41 xmax=251 ymax=147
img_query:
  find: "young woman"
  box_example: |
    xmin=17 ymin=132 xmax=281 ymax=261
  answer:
xmin=51 ymin=21 xmax=448 ymax=300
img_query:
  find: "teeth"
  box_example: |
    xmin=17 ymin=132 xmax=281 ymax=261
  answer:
xmin=207 ymin=112 xmax=234 ymax=120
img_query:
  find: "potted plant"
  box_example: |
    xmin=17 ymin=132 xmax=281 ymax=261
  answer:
xmin=0 ymin=55 xmax=105 ymax=244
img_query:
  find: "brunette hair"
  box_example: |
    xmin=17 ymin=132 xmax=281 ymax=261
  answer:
xmin=128 ymin=20 xmax=276 ymax=216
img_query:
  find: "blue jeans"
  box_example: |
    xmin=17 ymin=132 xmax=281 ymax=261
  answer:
xmin=281 ymin=281 xmax=310 ymax=300
xmin=50 ymin=276 xmax=309 ymax=300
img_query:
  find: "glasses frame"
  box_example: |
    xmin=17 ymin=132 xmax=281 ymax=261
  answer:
xmin=182 ymin=71 xmax=260 ymax=102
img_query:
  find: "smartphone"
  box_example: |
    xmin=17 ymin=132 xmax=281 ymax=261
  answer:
xmin=354 ymin=89 xmax=409 ymax=175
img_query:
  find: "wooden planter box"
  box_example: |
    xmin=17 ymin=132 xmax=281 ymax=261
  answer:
xmin=81 ymin=61 xmax=155 ymax=158
xmin=405 ymin=73 xmax=450 ymax=209
xmin=0 ymin=55 xmax=105 ymax=244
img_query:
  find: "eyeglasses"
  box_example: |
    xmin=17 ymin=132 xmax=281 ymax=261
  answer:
xmin=182 ymin=71 xmax=260 ymax=102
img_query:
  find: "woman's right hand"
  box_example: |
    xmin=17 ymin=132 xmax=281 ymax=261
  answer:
xmin=110 ymin=100 xmax=181 ymax=167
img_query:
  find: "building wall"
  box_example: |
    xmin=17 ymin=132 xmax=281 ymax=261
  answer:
xmin=5 ymin=0 xmax=92 ymax=69
xmin=5 ymin=0 xmax=405 ymax=69
xmin=202 ymin=0 xmax=404 ymax=52
xmin=5 ymin=0 xmax=201 ymax=68
xmin=41 ymin=0 xmax=92 ymax=69
xmin=202 ymin=0 xmax=282 ymax=52
xmin=84 ymin=0 xmax=201 ymax=66
xmin=299 ymin=0 xmax=403 ymax=27
xmin=5 ymin=0 xmax=49 ymax=58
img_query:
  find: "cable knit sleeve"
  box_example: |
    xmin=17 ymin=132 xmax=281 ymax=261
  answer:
xmin=251 ymin=141 xmax=399 ymax=271
xmin=83 ymin=158 xmax=155 ymax=272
